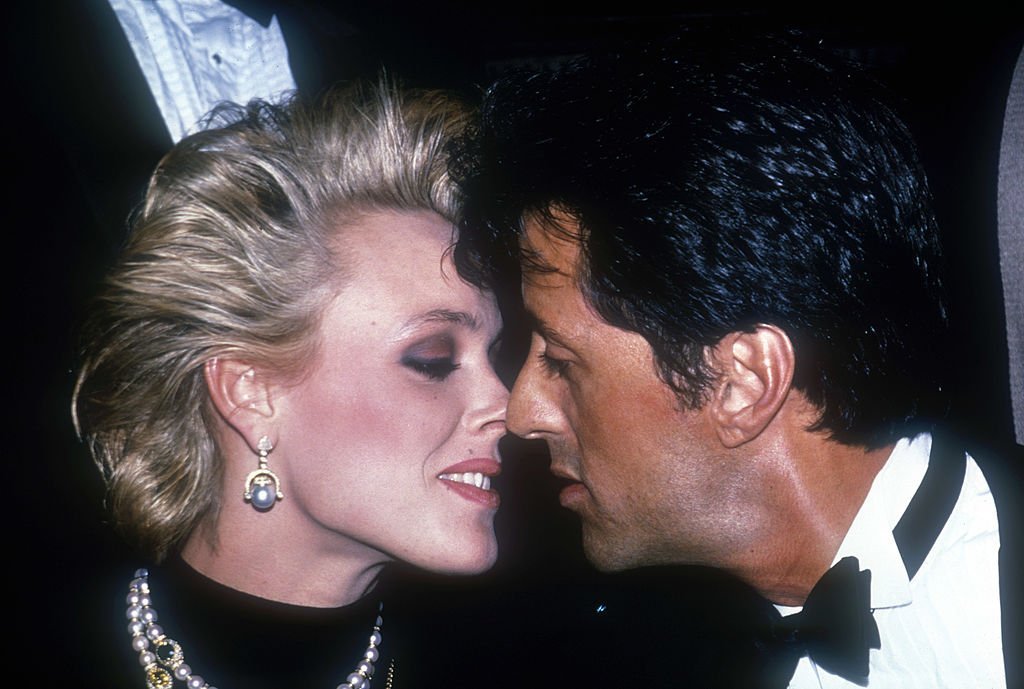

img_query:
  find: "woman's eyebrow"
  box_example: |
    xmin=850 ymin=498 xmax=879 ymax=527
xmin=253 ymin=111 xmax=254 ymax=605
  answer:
xmin=401 ymin=309 xmax=481 ymax=333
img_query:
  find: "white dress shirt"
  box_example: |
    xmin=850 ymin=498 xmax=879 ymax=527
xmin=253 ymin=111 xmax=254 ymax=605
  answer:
xmin=776 ymin=434 xmax=1004 ymax=688
xmin=108 ymin=0 xmax=296 ymax=142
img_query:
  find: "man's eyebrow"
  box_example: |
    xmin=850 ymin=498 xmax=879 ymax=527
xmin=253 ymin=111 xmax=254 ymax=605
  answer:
xmin=523 ymin=310 xmax=576 ymax=351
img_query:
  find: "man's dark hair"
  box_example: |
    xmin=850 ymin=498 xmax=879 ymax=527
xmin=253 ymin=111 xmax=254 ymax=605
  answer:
xmin=452 ymin=27 xmax=950 ymax=448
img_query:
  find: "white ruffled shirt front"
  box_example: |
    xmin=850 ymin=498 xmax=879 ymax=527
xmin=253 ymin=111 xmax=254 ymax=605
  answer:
xmin=776 ymin=433 xmax=1004 ymax=688
xmin=108 ymin=0 xmax=296 ymax=142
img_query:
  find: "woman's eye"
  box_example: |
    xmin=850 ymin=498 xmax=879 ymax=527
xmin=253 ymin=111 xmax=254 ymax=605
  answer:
xmin=404 ymin=356 xmax=459 ymax=381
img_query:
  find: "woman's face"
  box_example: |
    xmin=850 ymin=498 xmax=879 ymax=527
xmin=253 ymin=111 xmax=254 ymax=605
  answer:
xmin=272 ymin=210 xmax=508 ymax=574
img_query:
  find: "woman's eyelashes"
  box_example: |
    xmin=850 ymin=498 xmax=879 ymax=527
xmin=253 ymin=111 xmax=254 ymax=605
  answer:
xmin=401 ymin=335 xmax=460 ymax=381
xmin=402 ymin=353 xmax=459 ymax=381
xmin=402 ymin=330 xmax=503 ymax=382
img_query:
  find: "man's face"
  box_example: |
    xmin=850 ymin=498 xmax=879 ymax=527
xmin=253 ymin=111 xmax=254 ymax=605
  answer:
xmin=508 ymin=215 xmax=736 ymax=571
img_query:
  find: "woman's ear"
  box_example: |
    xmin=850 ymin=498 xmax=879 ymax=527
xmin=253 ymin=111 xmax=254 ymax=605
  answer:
xmin=706 ymin=325 xmax=795 ymax=448
xmin=204 ymin=357 xmax=276 ymax=449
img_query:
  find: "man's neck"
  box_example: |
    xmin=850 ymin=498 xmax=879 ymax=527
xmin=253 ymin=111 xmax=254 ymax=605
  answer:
xmin=734 ymin=434 xmax=894 ymax=606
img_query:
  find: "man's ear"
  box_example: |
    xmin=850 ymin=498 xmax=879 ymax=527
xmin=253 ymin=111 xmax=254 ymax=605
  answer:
xmin=204 ymin=357 xmax=276 ymax=449
xmin=707 ymin=325 xmax=795 ymax=448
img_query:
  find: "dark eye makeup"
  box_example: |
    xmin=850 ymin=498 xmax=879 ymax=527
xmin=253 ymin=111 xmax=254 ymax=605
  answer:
xmin=402 ymin=335 xmax=459 ymax=381
xmin=403 ymin=355 xmax=459 ymax=381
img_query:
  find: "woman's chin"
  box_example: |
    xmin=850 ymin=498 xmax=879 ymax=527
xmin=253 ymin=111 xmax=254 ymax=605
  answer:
xmin=460 ymin=544 xmax=499 ymax=574
xmin=413 ymin=535 xmax=499 ymax=576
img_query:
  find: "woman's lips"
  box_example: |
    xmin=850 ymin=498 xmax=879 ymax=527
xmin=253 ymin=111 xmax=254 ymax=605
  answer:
xmin=437 ymin=458 xmax=501 ymax=509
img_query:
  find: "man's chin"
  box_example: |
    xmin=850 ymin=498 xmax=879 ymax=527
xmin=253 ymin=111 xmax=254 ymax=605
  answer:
xmin=580 ymin=527 xmax=643 ymax=572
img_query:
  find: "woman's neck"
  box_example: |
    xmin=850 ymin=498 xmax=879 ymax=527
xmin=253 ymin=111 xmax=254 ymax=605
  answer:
xmin=180 ymin=514 xmax=387 ymax=608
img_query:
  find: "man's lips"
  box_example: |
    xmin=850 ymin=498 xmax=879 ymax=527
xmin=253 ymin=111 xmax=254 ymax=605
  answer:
xmin=558 ymin=482 xmax=588 ymax=508
xmin=549 ymin=464 xmax=580 ymax=483
xmin=549 ymin=464 xmax=586 ymax=508
xmin=437 ymin=458 xmax=501 ymax=508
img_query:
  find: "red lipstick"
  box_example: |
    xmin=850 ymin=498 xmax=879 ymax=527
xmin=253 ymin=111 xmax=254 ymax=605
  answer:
xmin=437 ymin=458 xmax=501 ymax=509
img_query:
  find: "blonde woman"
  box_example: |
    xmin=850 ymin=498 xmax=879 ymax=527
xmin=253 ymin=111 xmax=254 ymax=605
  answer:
xmin=72 ymin=80 xmax=506 ymax=689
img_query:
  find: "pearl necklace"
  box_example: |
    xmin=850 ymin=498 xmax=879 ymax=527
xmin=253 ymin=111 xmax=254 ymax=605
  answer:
xmin=125 ymin=569 xmax=386 ymax=689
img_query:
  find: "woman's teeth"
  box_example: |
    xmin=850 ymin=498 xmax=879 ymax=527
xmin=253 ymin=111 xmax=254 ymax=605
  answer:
xmin=439 ymin=472 xmax=491 ymax=490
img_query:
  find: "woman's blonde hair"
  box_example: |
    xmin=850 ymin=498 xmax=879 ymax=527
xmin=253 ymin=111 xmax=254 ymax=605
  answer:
xmin=72 ymin=79 xmax=471 ymax=560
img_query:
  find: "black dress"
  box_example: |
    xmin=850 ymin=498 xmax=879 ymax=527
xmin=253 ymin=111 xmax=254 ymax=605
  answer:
xmin=74 ymin=555 xmax=401 ymax=689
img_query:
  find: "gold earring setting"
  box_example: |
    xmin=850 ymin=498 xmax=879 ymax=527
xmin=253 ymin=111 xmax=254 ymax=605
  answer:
xmin=243 ymin=435 xmax=283 ymax=511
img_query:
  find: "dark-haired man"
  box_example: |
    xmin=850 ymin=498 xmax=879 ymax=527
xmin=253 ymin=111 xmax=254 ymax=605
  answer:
xmin=453 ymin=30 xmax=1020 ymax=688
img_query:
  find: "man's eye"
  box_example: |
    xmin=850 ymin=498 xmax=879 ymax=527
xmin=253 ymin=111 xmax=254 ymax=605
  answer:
xmin=404 ymin=357 xmax=459 ymax=381
xmin=538 ymin=351 xmax=570 ymax=377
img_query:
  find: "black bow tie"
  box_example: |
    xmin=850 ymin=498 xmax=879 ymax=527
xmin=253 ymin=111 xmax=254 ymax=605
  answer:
xmin=771 ymin=556 xmax=881 ymax=685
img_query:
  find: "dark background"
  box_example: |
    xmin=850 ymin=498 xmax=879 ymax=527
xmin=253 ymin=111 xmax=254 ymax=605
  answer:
xmin=6 ymin=1 xmax=1022 ymax=664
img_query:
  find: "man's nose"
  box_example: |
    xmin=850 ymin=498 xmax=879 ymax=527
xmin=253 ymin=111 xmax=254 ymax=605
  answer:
xmin=506 ymin=357 xmax=563 ymax=439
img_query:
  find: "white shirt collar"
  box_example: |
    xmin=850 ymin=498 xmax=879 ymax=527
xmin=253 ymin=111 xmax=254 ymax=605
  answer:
xmin=777 ymin=433 xmax=932 ymax=614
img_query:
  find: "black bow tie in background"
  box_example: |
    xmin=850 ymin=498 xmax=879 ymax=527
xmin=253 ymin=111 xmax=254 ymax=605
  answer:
xmin=771 ymin=556 xmax=881 ymax=685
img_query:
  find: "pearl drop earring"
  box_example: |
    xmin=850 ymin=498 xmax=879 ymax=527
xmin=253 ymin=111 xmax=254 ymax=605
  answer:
xmin=243 ymin=435 xmax=283 ymax=511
